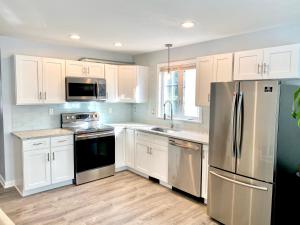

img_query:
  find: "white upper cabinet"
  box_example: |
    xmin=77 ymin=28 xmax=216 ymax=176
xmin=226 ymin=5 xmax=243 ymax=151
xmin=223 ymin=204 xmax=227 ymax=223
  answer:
xmin=234 ymin=44 xmax=300 ymax=80
xmin=66 ymin=60 xmax=104 ymax=78
xmin=105 ymin=64 xmax=119 ymax=102
xmin=196 ymin=56 xmax=214 ymax=106
xmin=118 ymin=65 xmax=148 ymax=103
xmin=65 ymin=60 xmax=85 ymax=77
xmin=263 ymin=44 xmax=300 ymax=79
xmin=15 ymin=55 xmax=42 ymax=105
xmin=118 ymin=65 xmax=137 ymax=102
xmin=196 ymin=53 xmax=233 ymax=106
xmin=234 ymin=49 xmax=264 ymax=80
xmin=213 ymin=53 xmax=233 ymax=82
xmin=86 ymin=62 xmax=105 ymax=78
xmin=15 ymin=55 xmax=66 ymax=105
xmin=42 ymin=58 xmax=65 ymax=104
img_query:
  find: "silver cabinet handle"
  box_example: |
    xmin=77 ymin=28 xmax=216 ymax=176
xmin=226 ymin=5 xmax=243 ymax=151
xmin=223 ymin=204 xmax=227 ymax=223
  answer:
xmin=58 ymin=140 xmax=67 ymax=143
xmin=263 ymin=63 xmax=269 ymax=74
xmin=39 ymin=92 xmax=42 ymax=100
xmin=209 ymin=171 xmax=268 ymax=191
xmin=33 ymin=142 xmax=43 ymax=146
xmin=52 ymin=152 xmax=55 ymax=160
xmin=44 ymin=92 xmax=47 ymax=100
xmin=149 ymin=147 xmax=152 ymax=155
xmin=257 ymin=64 xmax=262 ymax=74
xmin=47 ymin=153 xmax=50 ymax=162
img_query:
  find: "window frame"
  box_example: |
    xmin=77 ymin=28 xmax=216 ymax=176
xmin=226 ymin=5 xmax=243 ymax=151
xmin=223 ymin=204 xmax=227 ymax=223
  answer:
xmin=156 ymin=59 xmax=202 ymax=123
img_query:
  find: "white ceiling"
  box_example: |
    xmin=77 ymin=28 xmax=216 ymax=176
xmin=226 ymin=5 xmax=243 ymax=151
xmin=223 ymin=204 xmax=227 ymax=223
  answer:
xmin=0 ymin=0 xmax=300 ymax=54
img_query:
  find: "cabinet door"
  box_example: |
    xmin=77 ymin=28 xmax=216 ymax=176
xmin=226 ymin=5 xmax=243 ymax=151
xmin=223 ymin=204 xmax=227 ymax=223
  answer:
xmin=23 ymin=149 xmax=51 ymax=190
xmin=135 ymin=140 xmax=150 ymax=175
xmin=201 ymin=144 xmax=209 ymax=201
xmin=115 ymin=127 xmax=125 ymax=169
xmin=125 ymin=129 xmax=135 ymax=168
xmin=149 ymin=144 xmax=168 ymax=183
xmin=86 ymin=62 xmax=105 ymax=78
xmin=66 ymin=60 xmax=85 ymax=77
xmin=213 ymin=53 xmax=233 ymax=82
xmin=195 ymin=56 xmax=214 ymax=106
xmin=118 ymin=65 xmax=137 ymax=102
xmin=234 ymin=49 xmax=263 ymax=80
xmin=42 ymin=58 xmax=66 ymax=104
xmin=15 ymin=55 xmax=42 ymax=105
xmin=105 ymin=64 xmax=118 ymax=102
xmin=51 ymin=145 xmax=74 ymax=184
xmin=263 ymin=44 xmax=300 ymax=79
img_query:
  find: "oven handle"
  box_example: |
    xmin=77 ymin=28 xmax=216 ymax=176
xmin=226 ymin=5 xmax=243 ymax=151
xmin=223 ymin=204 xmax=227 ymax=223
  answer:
xmin=75 ymin=131 xmax=115 ymax=141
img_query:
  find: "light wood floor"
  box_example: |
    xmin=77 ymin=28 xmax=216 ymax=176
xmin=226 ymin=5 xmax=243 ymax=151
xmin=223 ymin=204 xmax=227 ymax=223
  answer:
xmin=0 ymin=171 xmax=218 ymax=225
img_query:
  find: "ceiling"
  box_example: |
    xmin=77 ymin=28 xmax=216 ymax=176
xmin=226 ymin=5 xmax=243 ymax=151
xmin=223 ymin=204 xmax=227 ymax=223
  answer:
xmin=0 ymin=0 xmax=300 ymax=54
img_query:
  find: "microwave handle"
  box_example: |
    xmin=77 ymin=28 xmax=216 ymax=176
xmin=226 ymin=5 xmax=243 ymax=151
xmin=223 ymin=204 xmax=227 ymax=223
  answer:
xmin=95 ymin=82 xmax=99 ymax=98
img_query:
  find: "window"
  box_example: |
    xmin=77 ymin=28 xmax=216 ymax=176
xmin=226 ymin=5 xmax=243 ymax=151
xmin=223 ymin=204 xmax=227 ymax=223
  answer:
xmin=158 ymin=60 xmax=201 ymax=122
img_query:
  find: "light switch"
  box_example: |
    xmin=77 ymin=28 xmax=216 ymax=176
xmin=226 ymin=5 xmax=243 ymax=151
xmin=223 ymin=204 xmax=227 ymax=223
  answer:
xmin=49 ymin=108 xmax=54 ymax=115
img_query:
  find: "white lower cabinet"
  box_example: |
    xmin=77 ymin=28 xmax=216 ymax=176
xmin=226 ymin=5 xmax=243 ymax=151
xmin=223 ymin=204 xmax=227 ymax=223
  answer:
xmin=135 ymin=140 xmax=151 ymax=175
xmin=115 ymin=127 xmax=126 ymax=170
xmin=201 ymin=144 xmax=209 ymax=201
xmin=51 ymin=145 xmax=74 ymax=184
xmin=23 ymin=149 xmax=51 ymax=190
xmin=135 ymin=131 xmax=168 ymax=183
xmin=14 ymin=135 xmax=74 ymax=196
xmin=125 ymin=129 xmax=135 ymax=168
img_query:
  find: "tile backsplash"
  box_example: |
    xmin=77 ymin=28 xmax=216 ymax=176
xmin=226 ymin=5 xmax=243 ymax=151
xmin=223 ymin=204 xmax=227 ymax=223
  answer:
xmin=12 ymin=102 xmax=132 ymax=131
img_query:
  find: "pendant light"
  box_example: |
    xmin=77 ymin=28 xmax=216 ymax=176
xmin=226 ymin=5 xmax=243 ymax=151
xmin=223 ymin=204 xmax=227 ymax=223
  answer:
xmin=165 ymin=43 xmax=173 ymax=74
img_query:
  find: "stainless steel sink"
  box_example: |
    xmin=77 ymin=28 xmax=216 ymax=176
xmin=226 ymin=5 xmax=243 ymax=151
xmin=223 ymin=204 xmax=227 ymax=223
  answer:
xmin=150 ymin=127 xmax=177 ymax=133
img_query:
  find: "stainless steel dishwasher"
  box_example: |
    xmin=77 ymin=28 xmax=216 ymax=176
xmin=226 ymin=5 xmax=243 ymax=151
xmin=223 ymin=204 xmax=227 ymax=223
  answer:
xmin=168 ymin=138 xmax=202 ymax=197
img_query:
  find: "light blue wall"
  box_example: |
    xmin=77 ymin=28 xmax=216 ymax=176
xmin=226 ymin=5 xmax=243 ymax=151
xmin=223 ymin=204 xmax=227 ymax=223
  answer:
xmin=133 ymin=24 xmax=300 ymax=133
xmin=0 ymin=36 xmax=133 ymax=182
xmin=12 ymin=103 xmax=132 ymax=131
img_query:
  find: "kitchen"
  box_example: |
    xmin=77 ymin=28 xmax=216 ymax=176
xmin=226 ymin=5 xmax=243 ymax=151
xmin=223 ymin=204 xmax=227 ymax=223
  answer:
xmin=0 ymin=0 xmax=300 ymax=225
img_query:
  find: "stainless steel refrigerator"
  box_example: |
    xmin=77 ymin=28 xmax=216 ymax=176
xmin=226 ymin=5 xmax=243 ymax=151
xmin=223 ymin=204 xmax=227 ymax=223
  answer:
xmin=208 ymin=80 xmax=300 ymax=225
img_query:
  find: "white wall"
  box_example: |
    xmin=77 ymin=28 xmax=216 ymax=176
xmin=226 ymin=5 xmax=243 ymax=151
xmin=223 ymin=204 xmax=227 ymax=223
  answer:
xmin=133 ymin=24 xmax=300 ymax=132
xmin=0 ymin=35 xmax=133 ymax=183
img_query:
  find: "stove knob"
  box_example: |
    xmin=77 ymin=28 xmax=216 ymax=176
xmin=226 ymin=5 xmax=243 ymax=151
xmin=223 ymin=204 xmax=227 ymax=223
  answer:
xmin=71 ymin=116 xmax=75 ymax=120
xmin=93 ymin=114 xmax=98 ymax=119
xmin=66 ymin=116 xmax=70 ymax=120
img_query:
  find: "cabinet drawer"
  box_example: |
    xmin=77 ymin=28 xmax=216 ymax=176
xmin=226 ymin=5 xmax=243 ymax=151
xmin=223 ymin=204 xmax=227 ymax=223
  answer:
xmin=51 ymin=135 xmax=73 ymax=147
xmin=136 ymin=131 xmax=168 ymax=147
xmin=23 ymin=138 xmax=50 ymax=151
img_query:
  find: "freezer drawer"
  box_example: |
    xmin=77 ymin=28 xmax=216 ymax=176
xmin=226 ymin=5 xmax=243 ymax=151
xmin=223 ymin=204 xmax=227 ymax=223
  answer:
xmin=208 ymin=167 xmax=273 ymax=225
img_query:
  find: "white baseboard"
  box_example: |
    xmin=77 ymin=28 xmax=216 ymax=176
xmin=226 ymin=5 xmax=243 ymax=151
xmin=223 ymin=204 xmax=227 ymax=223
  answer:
xmin=0 ymin=174 xmax=15 ymax=189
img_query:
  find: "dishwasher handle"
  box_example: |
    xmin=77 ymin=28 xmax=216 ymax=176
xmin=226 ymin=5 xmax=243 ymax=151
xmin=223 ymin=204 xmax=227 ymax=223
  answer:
xmin=169 ymin=139 xmax=200 ymax=151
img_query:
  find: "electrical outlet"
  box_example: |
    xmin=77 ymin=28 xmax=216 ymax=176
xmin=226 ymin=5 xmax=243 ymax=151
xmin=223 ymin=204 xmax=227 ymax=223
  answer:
xmin=108 ymin=108 xmax=113 ymax=114
xmin=49 ymin=108 xmax=54 ymax=115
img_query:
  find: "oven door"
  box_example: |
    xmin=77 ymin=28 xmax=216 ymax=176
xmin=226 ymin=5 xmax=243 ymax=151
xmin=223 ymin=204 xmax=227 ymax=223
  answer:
xmin=74 ymin=131 xmax=115 ymax=174
xmin=66 ymin=77 xmax=97 ymax=101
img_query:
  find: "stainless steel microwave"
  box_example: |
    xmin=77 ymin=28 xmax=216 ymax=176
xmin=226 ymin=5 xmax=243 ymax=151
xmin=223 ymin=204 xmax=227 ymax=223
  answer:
xmin=66 ymin=77 xmax=106 ymax=101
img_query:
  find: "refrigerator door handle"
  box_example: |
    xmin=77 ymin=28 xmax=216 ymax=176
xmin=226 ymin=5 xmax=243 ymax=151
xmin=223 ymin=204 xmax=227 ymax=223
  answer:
xmin=209 ymin=171 xmax=268 ymax=191
xmin=236 ymin=92 xmax=243 ymax=158
xmin=231 ymin=92 xmax=238 ymax=156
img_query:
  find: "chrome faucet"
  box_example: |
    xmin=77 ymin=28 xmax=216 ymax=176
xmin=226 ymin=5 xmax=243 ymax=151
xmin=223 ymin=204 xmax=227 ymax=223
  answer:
xmin=163 ymin=100 xmax=174 ymax=129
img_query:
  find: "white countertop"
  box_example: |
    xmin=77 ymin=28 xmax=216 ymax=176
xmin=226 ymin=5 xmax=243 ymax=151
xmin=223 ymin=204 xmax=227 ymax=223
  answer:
xmin=109 ymin=123 xmax=209 ymax=144
xmin=12 ymin=128 xmax=74 ymax=140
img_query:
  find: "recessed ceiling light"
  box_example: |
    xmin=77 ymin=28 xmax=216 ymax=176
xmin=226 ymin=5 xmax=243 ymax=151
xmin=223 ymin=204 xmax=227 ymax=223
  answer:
xmin=114 ymin=42 xmax=122 ymax=47
xmin=181 ymin=21 xmax=195 ymax=28
xmin=69 ymin=34 xmax=80 ymax=40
